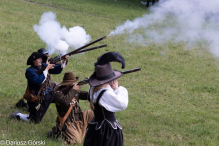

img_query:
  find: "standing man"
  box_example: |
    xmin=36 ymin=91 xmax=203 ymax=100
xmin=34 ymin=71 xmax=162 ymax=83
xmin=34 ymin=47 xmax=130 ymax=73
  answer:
xmin=47 ymin=72 xmax=94 ymax=144
xmin=10 ymin=51 xmax=69 ymax=123
xmin=141 ymin=0 xmax=159 ymax=7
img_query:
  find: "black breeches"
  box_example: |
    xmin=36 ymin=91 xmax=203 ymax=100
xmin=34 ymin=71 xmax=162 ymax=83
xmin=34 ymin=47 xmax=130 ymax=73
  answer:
xmin=28 ymin=91 xmax=54 ymax=123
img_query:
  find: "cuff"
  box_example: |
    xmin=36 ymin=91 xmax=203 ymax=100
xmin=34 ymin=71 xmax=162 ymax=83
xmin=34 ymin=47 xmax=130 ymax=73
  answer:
xmin=61 ymin=60 xmax=66 ymax=69
xmin=114 ymin=86 xmax=124 ymax=94
xmin=42 ymin=70 xmax=48 ymax=83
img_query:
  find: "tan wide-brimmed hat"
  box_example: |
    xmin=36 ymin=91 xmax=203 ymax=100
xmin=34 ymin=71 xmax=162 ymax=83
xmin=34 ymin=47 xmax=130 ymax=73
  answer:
xmin=58 ymin=72 xmax=79 ymax=86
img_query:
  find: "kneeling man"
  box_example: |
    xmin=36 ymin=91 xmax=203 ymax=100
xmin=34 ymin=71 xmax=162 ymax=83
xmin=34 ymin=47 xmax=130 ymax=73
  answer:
xmin=47 ymin=72 xmax=94 ymax=144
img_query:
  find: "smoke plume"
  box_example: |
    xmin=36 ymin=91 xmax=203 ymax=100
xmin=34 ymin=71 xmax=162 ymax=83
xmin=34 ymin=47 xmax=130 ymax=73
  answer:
xmin=109 ymin=0 xmax=219 ymax=57
xmin=34 ymin=11 xmax=91 ymax=55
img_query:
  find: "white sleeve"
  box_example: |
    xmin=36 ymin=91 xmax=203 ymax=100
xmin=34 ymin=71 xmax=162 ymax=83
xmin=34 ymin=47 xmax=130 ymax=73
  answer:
xmin=61 ymin=60 xmax=67 ymax=69
xmin=99 ymin=86 xmax=128 ymax=112
xmin=42 ymin=70 xmax=48 ymax=83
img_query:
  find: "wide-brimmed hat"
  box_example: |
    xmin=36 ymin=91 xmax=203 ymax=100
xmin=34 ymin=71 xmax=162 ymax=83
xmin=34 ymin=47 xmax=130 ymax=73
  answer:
xmin=58 ymin=72 xmax=79 ymax=86
xmin=38 ymin=48 xmax=48 ymax=55
xmin=27 ymin=52 xmax=47 ymax=65
xmin=89 ymin=62 xmax=123 ymax=87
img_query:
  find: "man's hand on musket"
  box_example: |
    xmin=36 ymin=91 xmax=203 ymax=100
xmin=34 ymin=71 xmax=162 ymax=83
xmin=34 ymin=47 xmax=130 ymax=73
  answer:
xmin=60 ymin=55 xmax=69 ymax=68
xmin=67 ymin=83 xmax=75 ymax=89
xmin=46 ymin=58 xmax=49 ymax=64
xmin=73 ymin=83 xmax=81 ymax=90
xmin=64 ymin=55 xmax=70 ymax=61
xmin=46 ymin=62 xmax=55 ymax=71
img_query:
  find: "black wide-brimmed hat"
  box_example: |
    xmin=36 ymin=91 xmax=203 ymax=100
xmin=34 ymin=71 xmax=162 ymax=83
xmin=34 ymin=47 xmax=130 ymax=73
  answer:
xmin=58 ymin=72 xmax=79 ymax=86
xmin=27 ymin=52 xmax=47 ymax=65
xmin=89 ymin=52 xmax=126 ymax=87
xmin=38 ymin=48 xmax=48 ymax=55
xmin=89 ymin=62 xmax=123 ymax=87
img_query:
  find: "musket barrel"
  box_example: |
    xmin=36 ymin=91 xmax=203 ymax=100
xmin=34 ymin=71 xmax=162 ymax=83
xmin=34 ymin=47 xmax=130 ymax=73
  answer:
xmin=78 ymin=36 xmax=106 ymax=51
xmin=75 ymin=44 xmax=107 ymax=54
xmin=76 ymin=67 xmax=141 ymax=86
xmin=63 ymin=36 xmax=106 ymax=58
xmin=50 ymin=36 xmax=107 ymax=64
xmin=122 ymin=68 xmax=141 ymax=74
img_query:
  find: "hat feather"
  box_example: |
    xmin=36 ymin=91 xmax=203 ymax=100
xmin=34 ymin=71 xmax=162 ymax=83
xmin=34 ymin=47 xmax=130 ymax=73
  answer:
xmin=95 ymin=52 xmax=125 ymax=69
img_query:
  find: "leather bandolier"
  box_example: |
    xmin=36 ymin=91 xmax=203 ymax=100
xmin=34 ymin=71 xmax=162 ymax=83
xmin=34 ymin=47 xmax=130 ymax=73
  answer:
xmin=58 ymin=97 xmax=76 ymax=131
xmin=55 ymin=88 xmax=84 ymax=131
xmin=37 ymin=74 xmax=51 ymax=105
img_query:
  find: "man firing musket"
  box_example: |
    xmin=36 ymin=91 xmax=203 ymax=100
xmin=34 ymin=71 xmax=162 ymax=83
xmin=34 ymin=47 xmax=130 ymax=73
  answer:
xmin=15 ymin=36 xmax=107 ymax=108
xmin=11 ymin=36 xmax=107 ymax=123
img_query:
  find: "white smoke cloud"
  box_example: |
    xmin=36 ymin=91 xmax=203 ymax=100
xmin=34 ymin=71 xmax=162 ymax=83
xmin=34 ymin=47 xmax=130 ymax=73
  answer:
xmin=34 ymin=11 xmax=91 ymax=55
xmin=109 ymin=0 xmax=219 ymax=57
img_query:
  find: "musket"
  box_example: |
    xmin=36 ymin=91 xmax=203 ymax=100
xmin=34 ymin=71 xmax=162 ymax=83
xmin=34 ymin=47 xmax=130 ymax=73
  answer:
xmin=73 ymin=44 xmax=107 ymax=54
xmin=49 ymin=44 xmax=107 ymax=64
xmin=36 ymin=44 xmax=107 ymax=75
xmin=122 ymin=68 xmax=141 ymax=74
xmin=77 ymin=77 xmax=89 ymax=86
xmin=76 ymin=67 xmax=141 ymax=86
xmin=49 ymin=36 xmax=106 ymax=64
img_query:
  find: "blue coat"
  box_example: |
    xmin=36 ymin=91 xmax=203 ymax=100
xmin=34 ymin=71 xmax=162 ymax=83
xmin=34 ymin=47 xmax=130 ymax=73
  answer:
xmin=25 ymin=63 xmax=63 ymax=95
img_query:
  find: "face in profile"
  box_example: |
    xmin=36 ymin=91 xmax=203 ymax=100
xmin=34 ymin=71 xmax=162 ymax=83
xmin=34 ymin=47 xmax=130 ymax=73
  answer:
xmin=33 ymin=58 xmax=42 ymax=67
xmin=45 ymin=54 xmax=50 ymax=57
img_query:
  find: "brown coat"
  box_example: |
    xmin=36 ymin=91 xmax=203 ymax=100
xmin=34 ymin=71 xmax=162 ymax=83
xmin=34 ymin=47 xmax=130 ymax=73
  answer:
xmin=54 ymin=87 xmax=94 ymax=144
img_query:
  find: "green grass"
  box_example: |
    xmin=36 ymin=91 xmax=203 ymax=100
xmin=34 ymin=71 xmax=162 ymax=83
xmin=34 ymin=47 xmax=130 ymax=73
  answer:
xmin=1 ymin=0 xmax=219 ymax=145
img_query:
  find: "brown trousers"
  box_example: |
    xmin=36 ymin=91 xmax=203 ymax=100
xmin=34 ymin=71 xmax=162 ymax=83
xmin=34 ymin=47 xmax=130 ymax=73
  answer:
xmin=61 ymin=110 xmax=94 ymax=144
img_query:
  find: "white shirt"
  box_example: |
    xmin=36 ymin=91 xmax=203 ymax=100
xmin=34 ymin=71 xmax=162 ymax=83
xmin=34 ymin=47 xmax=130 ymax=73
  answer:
xmin=89 ymin=85 xmax=128 ymax=112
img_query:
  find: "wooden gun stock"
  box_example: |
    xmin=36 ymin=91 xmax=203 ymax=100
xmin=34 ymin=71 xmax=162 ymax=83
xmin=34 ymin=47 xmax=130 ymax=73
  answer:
xmin=35 ymin=66 xmax=47 ymax=75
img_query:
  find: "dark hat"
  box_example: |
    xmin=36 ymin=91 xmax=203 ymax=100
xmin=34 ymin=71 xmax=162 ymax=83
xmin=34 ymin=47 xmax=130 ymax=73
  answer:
xmin=89 ymin=62 xmax=123 ymax=87
xmin=58 ymin=72 xmax=79 ymax=86
xmin=38 ymin=48 xmax=48 ymax=55
xmin=27 ymin=52 xmax=47 ymax=65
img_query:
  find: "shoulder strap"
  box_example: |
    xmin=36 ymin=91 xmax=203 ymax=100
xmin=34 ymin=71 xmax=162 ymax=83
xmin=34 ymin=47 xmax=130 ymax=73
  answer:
xmin=58 ymin=97 xmax=75 ymax=131
xmin=96 ymin=90 xmax=106 ymax=105
xmin=37 ymin=85 xmax=44 ymax=96
xmin=87 ymin=88 xmax=91 ymax=102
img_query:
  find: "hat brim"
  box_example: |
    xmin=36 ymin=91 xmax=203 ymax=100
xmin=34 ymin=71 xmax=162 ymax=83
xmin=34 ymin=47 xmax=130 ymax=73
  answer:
xmin=58 ymin=77 xmax=79 ymax=86
xmin=89 ymin=71 xmax=123 ymax=87
xmin=27 ymin=53 xmax=47 ymax=65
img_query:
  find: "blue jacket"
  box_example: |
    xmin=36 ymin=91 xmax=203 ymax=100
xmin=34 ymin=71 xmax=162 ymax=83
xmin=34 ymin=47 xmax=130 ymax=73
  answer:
xmin=25 ymin=63 xmax=63 ymax=94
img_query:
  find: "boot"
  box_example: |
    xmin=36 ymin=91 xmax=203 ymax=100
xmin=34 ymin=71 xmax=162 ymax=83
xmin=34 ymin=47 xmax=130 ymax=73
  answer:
xmin=9 ymin=111 xmax=20 ymax=120
xmin=15 ymin=98 xmax=27 ymax=108
xmin=46 ymin=126 xmax=60 ymax=138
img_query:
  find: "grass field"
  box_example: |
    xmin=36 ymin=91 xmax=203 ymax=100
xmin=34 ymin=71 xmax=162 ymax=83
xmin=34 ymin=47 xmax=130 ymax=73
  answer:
xmin=1 ymin=0 xmax=219 ymax=145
